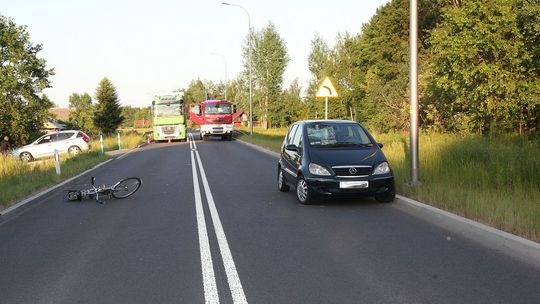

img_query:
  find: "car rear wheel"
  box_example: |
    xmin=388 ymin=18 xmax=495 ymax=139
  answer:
xmin=277 ymin=167 xmax=290 ymax=192
xmin=19 ymin=152 xmax=33 ymax=162
xmin=296 ymin=177 xmax=313 ymax=205
xmin=68 ymin=145 xmax=81 ymax=155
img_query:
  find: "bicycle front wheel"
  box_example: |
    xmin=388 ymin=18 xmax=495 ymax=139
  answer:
xmin=111 ymin=177 xmax=141 ymax=199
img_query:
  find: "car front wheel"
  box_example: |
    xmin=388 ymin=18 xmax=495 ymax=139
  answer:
xmin=20 ymin=152 xmax=33 ymax=162
xmin=296 ymin=177 xmax=313 ymax=205
xmin=277 ymin=167 xmax=290 ymax=192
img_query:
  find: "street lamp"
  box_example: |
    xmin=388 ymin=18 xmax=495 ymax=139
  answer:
xmin=410 ymin=0 xmax=419 ymax=184
xmin=222 ymin=1 xmax=253 ymax=135
xmin=210 ymin=52 xmax=228 ymax=100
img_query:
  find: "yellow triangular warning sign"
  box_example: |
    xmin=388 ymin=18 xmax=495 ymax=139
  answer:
xmin=316 ymin=77 xmax=338 ymax=97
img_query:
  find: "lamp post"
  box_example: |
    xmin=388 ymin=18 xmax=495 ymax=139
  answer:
xmin=222 ymin=1 xmax=253 ymax=135
xmin=211 ymin=52 xmax=228 ymax=100
xmin=410 ymin=0 xmax=419 ymax=185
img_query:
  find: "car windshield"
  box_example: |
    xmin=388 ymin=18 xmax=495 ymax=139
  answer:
xmin=307 ymin=123 xmax=373 ymax=147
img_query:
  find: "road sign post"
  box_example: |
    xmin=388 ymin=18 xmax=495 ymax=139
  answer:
xmin=316 ymin=77 xmax=338 ymax=120
xmin=325 ymin=96 xmax=328 ymax=120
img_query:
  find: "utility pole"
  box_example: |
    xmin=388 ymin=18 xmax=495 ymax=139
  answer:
xmin=410 ymin=0 xmax=420 ymax=184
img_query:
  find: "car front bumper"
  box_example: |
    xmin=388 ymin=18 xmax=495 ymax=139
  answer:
xmin=304 ymin=175 xmax=394 ymax=198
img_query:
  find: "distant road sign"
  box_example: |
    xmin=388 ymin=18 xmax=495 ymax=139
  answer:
xmin=316 ymin=77 xmax=338 ymax=98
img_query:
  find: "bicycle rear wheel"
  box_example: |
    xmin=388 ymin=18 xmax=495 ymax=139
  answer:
xmin=64 ymin=190 xmax=82 ymax=201
xmin=111 ymin=177 xmax=141 ymax=199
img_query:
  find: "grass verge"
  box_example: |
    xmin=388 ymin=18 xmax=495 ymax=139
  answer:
xmin=235 ymin=127 xmax=540 ymax=242
xmin=0 ymin=133 xmax=145 ymax=211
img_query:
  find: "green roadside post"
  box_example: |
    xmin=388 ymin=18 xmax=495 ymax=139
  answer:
xmin=117 ymin=132 xmax=122 ymax=150
xmin=100 ymin=134 xmax=104 ymax=154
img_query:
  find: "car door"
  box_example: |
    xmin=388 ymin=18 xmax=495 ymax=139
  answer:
xmin=289 ymin=125 xmax=304 ymax=172
xmin=31 ymin=134 xmax=55 ymax=158
xmin=282 ymin=124 xmax=303 ymax=181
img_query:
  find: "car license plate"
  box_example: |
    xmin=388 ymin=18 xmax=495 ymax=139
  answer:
xmin=339 ymin=181 xmax=369 ymax=189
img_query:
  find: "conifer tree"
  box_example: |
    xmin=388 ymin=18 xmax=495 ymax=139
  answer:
xmin=93 ymin=77 xmax=123 ymax=134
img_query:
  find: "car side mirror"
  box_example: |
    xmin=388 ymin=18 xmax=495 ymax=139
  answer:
xmin=377 ymin=142 xmax=384 ymax=148
xmin=285 ymin=144 xmax=298 ymax=152
xmin=191 ymin=105 xmax=201 ymax=115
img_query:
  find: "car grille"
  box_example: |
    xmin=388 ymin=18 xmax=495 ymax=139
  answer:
xmin=332 ymin=166 xmax=373 ymax=177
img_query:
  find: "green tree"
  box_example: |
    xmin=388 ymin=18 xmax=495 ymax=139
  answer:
xmin=243 ymin=22 xmax=290 ymax=128
xmin=68 ymin=92 xmax=95 ymax=133
xmin=306 ymin=34 xmax=331 ymax=119
xmin=225 ymin=77 xmax=249 ymax=114
xmin=0 ymin=15 xmax=54 ymax=145
xmin=93 ymin=77 xmax=123 ymax=134
xmin=121 ymin=106 xmax=151 ymax=128
xmin=281 ymin=79 xmax=307 ymax=124
xmin=318 ymin=0 xmax=447 ymax=131
xmin=185 ymin=79 xmax=208 ymax=106
xmin=427 ymin=0 xmax=540 ymax=134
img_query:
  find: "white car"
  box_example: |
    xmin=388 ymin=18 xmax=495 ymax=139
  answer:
xmin=12 ymin=130 xmax=91 ymax=161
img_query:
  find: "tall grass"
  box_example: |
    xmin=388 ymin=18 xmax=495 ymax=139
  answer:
xmin=235 ymin=126 xmax=287 ymax=152
xmin=0 ymin=133 xmax=144 ymax=210
xmin=235 ymin=127 xmax=540 ymax=241
xmin=375 ymin=132 xmax=540 ymax=241
xmin=90 ymin=131 xmax=145 ymax=152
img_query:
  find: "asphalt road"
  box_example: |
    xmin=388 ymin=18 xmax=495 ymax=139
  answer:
xmin=1 ymin=133 xmax=539 ymax=304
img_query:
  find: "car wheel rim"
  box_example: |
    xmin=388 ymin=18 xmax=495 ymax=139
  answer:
xmin=297 ymin=179 xmax=308 ymax=202
xmin=21 ymin=153 xmax=31 ymax=161
xmin=278 ymin=170 xmax=284 ymax=188
xmin=69 ymin=147 xmax=80 ymax=155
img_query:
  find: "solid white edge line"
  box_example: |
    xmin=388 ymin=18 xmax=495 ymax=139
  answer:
xmin=195 ymin=150 xmax=248 ymax=304
xmin=0 ymin=158 xmax=115 ymax=216
xmin=190 ymin=134 xmax=220 ymax=304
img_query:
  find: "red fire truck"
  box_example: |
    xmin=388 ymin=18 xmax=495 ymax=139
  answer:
xmin=189 ymin=100 xmax=234 ymax=141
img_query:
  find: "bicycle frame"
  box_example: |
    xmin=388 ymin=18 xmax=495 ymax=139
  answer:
xmin=70 ymin=177 xmax=113 ymax=204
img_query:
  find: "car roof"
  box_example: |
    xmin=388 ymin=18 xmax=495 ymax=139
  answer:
xmin=296 ymin=120 xmax=359 ymax=125
xmin=46 ymin=130 xmax=80 ymax=134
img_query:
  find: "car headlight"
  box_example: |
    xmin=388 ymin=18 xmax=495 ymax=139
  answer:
xmin=373 ymin=162 xmax=390 ymax=175
xmin=309 ymin=163 xmax=331 ymax=176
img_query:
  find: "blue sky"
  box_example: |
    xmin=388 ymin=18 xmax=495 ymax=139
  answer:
xmin=2 ymin=0 xmax=390 ymax=108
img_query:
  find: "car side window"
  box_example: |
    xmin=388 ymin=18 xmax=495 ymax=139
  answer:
xmin=291 ymin=125 xmax=303 ymax=147
xmin=287 ymin=125 xmax=298 ymax=144
xmin=55 ymin=133 xmax=73 ymax=141
xmin=37 ymin=135 xmax=52 ymax=144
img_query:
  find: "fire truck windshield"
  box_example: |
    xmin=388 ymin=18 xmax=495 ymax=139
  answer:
xmin=205 ymin=103 xmax=232 ymax=114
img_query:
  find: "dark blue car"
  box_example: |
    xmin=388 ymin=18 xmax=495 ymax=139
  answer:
xmin=277 ymin=120 xmax=395 ymax=205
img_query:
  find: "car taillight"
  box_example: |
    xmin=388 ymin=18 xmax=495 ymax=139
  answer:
xmin=79 ymin=132 xmax=90 ymax=142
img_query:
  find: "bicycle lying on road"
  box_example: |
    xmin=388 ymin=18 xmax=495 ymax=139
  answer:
xmin=65 ymin=177 xmax=142 ymax=204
